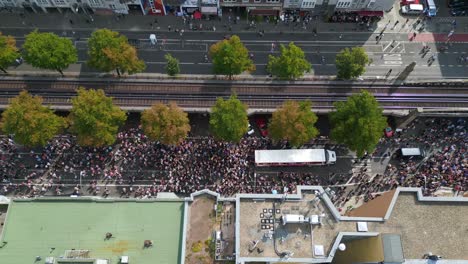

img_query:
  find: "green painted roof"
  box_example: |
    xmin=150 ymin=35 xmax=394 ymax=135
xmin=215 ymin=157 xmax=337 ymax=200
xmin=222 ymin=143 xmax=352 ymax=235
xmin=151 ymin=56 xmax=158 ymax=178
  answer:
xmin=0 ymin=200 xmax=184 ymax=264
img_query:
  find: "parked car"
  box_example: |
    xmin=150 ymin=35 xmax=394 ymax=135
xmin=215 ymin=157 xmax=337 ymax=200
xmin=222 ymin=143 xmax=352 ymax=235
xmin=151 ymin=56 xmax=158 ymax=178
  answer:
xmin=255 ymin=118 xmax=269 ymax=137
xmin=401 ymin=0 xmax=420 ymax=6
xmin=400 ymin=4 xmax=424 ymax=15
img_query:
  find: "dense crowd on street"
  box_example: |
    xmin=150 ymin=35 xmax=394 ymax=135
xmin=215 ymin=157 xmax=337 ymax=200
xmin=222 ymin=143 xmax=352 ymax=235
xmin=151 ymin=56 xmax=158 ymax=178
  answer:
xmin=0 ymin=118 xmax=466 ymax=201
xmin=331 ymin=117 xmax=467 ymax=209
xmin=389 ymin=118 xmax=466 ymax=195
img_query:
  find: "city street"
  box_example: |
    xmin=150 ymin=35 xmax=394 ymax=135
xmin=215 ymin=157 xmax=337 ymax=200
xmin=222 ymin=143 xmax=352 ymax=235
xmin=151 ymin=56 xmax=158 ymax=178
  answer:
xmin=1 ymin=6 xmax=468 ymax=80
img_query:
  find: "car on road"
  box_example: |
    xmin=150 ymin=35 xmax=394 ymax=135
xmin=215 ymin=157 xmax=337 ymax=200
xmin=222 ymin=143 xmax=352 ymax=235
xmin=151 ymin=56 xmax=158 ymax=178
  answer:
xmin=400 ymin=4 xmax=424 ymax=14
xmin=400 ymin=0 xmax=419 ymax=5
xmin=255 ymin=118 xmax=269 ymax=137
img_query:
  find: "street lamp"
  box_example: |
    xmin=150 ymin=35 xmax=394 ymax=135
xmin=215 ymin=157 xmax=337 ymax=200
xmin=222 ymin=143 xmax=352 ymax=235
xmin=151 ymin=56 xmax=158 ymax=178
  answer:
xmin=254 ymin=172 xmax=257 ymax=192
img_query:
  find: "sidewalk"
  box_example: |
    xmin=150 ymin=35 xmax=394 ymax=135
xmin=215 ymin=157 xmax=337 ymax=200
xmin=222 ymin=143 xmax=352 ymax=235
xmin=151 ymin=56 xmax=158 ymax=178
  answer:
xmin=1 ymin=10 xmax=369 ymax=34
xmin=2 ymin=5 xmax=467 ymax=35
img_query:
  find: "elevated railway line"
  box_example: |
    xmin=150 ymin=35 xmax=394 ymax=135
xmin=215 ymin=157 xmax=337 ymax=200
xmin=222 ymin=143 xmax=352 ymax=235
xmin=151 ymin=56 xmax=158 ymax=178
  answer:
xmin=0 ymin=78 xmax=466 ymax=111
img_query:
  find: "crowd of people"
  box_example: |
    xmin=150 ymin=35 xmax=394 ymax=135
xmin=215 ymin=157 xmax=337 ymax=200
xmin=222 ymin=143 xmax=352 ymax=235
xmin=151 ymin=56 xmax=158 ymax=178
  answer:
xmin=0 ymin=118 xmax=466 ymax=201
xmin=330 ymin=117 xmax=466 ymax=210
xmin=390 ymin=118 xmax=466 ymax=196
xmin=113 ymin=128 xmax=270 ymax=196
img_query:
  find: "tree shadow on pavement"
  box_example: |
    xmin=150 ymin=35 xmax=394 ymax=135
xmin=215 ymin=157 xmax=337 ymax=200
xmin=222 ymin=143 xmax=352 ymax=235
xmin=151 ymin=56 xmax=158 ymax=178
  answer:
xmin=390 ymin=61 xmax=416 ymax=91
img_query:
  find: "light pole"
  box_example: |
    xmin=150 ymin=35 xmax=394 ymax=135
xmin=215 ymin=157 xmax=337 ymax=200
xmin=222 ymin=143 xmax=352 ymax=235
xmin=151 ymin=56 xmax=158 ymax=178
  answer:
xmin=254 ymin=173 xmax=257 ymax=192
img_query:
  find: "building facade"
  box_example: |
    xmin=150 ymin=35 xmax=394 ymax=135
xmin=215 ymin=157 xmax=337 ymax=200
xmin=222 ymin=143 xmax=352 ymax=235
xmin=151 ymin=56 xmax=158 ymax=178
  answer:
xmin=329 ymin=0 xmax=393 ymax=12
xmin=4 ymin=0 xmax=393 ymax=15
xmin=220 ymin=0 xmax=283 ymax=17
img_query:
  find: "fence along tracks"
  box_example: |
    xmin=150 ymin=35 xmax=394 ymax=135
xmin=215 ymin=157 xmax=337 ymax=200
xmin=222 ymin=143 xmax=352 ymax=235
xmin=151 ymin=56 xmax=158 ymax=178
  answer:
xmin=0 ymin=79 xmax=467 ymax=109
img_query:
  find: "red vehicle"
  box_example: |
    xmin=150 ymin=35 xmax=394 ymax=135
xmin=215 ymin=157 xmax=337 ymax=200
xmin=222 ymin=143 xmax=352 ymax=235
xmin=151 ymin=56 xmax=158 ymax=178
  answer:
xmin=255 ymin=118 xmax=269 ymax=137
xmin=384 ymin=127 xmax=394 ymax=138
xmin=400 ymin=0 xmax=419 ymax=5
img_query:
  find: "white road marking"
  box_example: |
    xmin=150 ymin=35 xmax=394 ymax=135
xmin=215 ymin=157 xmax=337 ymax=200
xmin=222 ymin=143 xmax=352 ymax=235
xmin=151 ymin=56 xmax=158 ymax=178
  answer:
xmin=384 ymin=61 xmax=403 ymax=64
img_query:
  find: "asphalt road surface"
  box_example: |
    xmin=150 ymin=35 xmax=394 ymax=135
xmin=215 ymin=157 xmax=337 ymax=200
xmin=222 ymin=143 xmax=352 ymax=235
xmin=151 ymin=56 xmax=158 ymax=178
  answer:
xmin=5 ymin=28 xmax=468 ymax=80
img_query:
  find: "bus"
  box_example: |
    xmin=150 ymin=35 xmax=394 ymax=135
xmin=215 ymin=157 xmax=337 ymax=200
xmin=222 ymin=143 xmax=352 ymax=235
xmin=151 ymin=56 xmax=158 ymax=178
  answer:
xmin=254 ymin=149 xmax=337 ymax=167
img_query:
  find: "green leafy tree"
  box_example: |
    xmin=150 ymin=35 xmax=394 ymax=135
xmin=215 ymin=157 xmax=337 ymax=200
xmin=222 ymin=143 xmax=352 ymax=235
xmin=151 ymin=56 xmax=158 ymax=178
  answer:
xmin=267 ymin=43 xmax=311 ymax=80
xmin=22 ymin=30 xmax=77 ymax=76
xmin=69 ymin=88 xmax=127 ymax=147
xmin=269 ymin=101 xmax=319 ymax=147
xmin=335 ymin=47 xmax=369 ymax=80
xmin=330 ymin=91 xmax=387 ymax=157
xmin=0 ymin=32 xmax=19 ymax=74
xmin=141 ymin=102 xmax=191 ymax=145
xmin=1 ymin=91 xmax=65 ymax=147
xmin=209 ymin=94 xmax=248 ymax=142
xmin=87 ymin=29 xmax=145 ymax=76
xmin=164 ymin=53 xmax=180 ymax=76
xmin=209 ymin=35 xmax=255 ymax=79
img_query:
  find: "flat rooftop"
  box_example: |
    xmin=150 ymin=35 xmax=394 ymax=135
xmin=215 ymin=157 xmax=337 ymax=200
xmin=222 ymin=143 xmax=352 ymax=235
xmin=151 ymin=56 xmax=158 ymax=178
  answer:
xmin=239 ymin=192 xmax=355 ymax=260
xmin=238 ymin=187 xmax=468 ymax=262
xmin=369 ymin=193 xmax=468 ymax=260
xmin=0 ymin=199 xmax=184 ymax=264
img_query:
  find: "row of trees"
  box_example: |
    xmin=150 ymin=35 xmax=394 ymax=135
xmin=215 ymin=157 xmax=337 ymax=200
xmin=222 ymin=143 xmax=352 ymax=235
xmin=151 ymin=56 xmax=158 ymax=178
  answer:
xmin=210 ymin=92 xmax=386 ymax=156
xmin=1 ymin=90 xmax=386 ymax=157
xmin=207 ymin=35 xmax=368 ymax=80
xmin=208 ymin=36 xmax=311 ymax=79
xmin=1 ymin=31 xmax=368 ymax=79
xmin=0 ymin=29 xmax=144 ymax=76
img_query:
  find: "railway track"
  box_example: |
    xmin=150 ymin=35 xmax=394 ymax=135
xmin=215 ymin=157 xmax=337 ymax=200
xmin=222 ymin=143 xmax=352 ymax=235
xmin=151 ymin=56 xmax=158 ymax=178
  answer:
xmin=0 ymin=79 xmax=467 ymax=110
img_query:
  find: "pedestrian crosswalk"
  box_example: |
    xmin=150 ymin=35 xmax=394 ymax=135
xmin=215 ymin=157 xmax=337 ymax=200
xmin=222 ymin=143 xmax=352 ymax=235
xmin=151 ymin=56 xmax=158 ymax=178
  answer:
xmin=382 ymin=54 xmax=403 ymax=65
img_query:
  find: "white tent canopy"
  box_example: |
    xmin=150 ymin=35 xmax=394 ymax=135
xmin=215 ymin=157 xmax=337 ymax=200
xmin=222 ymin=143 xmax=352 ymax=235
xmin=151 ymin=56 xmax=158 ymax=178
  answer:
xmin=0 ymin=195 xmax=10 ymax=204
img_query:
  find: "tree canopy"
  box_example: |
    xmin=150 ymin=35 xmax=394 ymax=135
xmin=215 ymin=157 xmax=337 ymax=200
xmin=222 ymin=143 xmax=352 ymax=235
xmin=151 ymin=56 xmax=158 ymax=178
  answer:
xmin=22 ymin=30 xmax=77 ymax=76
xmin=164 ymin=53 xmax=180 ymax=76
xmin=209 ymin=35 xmax=255 ymax=78
xmin=330 ymin=91 xmax=387 ymax=157
xmin=87 ymin=29 xmax=145 ymax=76
xmin=69 ymin=88 xmax=127 ymax=147
xmin=1 ymin=91 xmax=65 ymax=147
xmin=209 ymin=94 xmax=248 ymax=142
xmin=335 ymin=47 xmax=369 ymax=80
xmin=141 ymin=102 xmax=191 ymax=145
xmin=269 ymin=100 xmax=319 ymax=147
xmin=267 ymin=43 xmax=311 ymax=80
xmin=0 ymin=32 xmax=19 ymax=74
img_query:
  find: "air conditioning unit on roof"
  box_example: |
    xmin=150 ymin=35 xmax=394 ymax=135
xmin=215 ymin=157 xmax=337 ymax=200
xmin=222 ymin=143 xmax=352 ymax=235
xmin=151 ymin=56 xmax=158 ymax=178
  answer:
xmin=45 ymin=257 xmax=55 ymax=264
xmin=121 ymin=256 xmax=129 ymax=264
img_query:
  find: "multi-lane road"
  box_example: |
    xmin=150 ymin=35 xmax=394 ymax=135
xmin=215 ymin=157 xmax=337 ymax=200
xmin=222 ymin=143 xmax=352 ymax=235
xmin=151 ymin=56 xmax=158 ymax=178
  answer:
xmin=2 ymin=28 xmax=467 ymax=79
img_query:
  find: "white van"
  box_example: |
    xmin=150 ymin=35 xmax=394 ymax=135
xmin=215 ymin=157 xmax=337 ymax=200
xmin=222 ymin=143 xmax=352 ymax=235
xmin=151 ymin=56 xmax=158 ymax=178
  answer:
xmin=401 ymin=4 xmax=424 ymax=15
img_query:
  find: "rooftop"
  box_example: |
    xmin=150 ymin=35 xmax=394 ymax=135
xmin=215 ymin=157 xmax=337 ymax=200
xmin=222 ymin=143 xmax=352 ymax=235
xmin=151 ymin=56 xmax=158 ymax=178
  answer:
xmin=368 ymin=192 xmax=468 ymax=260
xmin=0 ymin=199 xmax=184 ymax=264
xmin=237 ymin=187 xmax=468 ymax=263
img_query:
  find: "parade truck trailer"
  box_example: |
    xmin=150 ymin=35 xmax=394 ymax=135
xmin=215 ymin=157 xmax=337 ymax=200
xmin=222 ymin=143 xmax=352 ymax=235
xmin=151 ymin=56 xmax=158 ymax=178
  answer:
xmin=254 ymin=149 xmax=336 ymax=167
